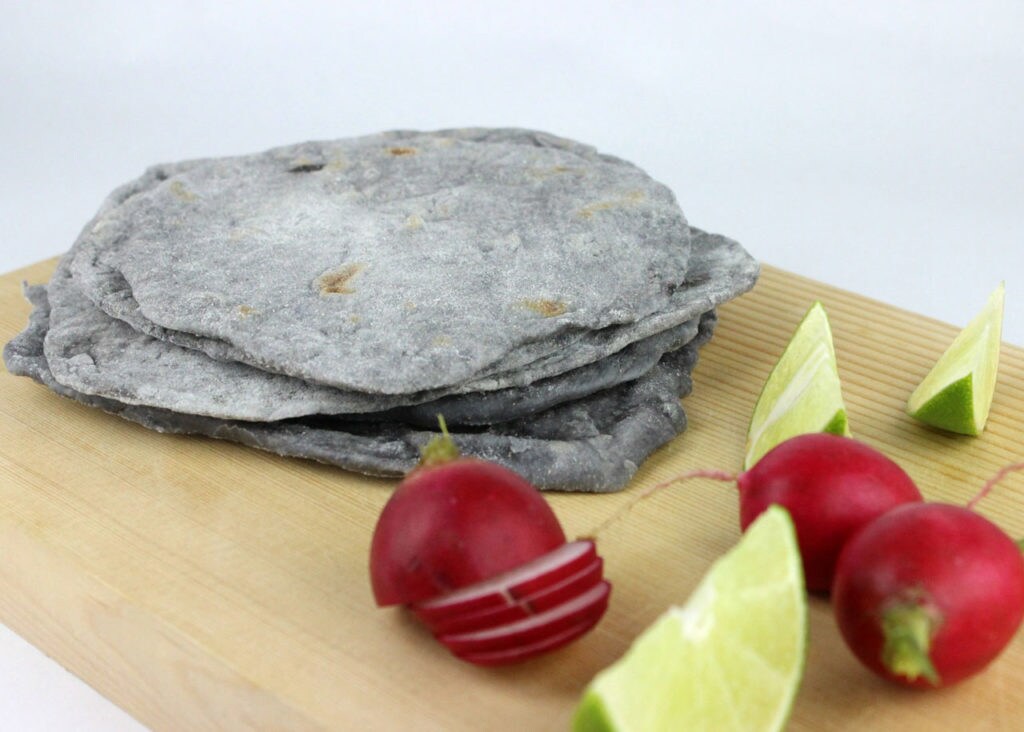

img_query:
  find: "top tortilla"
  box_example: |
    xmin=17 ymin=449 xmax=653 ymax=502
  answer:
xmin=49 ymin=226 xmax=753 ymax=422
xmin=69 ymin=128 xmax=694 ymax=393
xmin=44 ymin=249 xmax=701 ymax=422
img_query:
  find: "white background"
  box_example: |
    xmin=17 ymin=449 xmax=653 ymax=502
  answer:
xmin=1 ymin=2 xmax=1022 ymax=729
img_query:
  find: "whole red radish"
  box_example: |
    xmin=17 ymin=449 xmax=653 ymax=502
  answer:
xmin=593 ymin=436 xmax=921 ymax=593
xmin=597 ymin=433 xmax=924 ymax=594
xmin=737 ymin=433 xmax=924 ymax=593
xmin=832 ymin=502 xmax=1024 ymax=688
xmin=369 ymin=420 xmax=610 ymax=665
xmin=370 ymin=454 xmax=565 ymax=607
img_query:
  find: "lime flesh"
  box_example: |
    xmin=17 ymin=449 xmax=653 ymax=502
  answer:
xmin=573 ymin=506 xmax=807 ymax=732
xmin=744 ymin=301 xmax=850 ymax=469
xmin=907 ymin=283 xmax=1004 ymax=435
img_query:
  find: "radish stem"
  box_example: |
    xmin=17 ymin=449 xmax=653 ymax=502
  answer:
xmin=588 ymin=469 xmax=736 ymax=540
xmin=966 ymin=461 xmax=1024 ymax=511
xmin=420 ymin=414 xmax=461 ymax=466
xmin=881 ymin=603 xmax=941 ymax=686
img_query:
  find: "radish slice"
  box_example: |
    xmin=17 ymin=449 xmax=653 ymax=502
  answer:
xmin=438 ymin=580 xmax=611 ymax=657
xmin=455 ymin=614 xmax=606 ymax=666
xmin=425 ymin=557 xmax=605 ymax=636
xmin=411 ymin=540 xmax=597 ymax=623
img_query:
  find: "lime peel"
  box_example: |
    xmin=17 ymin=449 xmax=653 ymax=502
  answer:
xmin=572 ymin=506 xmax=807 ymax=732
xmin=907 ymin=283 xmax=1004 ymax=436
xmin=744 ymin=301 xmax=850 ymax=469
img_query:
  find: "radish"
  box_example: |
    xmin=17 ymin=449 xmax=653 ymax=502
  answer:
xmin=832 ymin=465 xmax=1024 ymax=688
xmin=369 ymin=420 xmax=611 ymax=665
xmin=437 ymin=582 xmax=611 ymax=660
xmin=598 ymin=432 xmax=924 ymax=593
xmin=410 ymin=541 xmax=602 ymax=632
xmin=736 ymin=433 xmax=923 ymax=593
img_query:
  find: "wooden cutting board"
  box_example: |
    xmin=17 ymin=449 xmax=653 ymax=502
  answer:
xmin=1 ymin=258 xmax=1022 ymax=731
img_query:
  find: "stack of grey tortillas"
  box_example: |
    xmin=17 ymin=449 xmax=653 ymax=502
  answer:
xmin=4 ymin=128 xmax=758 ymax=491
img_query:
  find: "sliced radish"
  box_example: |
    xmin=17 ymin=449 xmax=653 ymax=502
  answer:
xmin=369 ymin=457 xmax=567 ymax=607
xmin=410 ymin=540 xmax=597 ymax=623
xmin=438 ymin=580 xmax=611 ymax=657
xmin=455 ymin=614 xmax=607 ymax=666
xmin=425 ymin=557 xmax=605 ymax=636
xmin=369 ymin=444 xmax=612 ymax=666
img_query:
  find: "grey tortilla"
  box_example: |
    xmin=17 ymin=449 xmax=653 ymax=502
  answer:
xmin=69 ymin=128 xmax=701 ymax=393
xmin=45 ymin=251 xmax=701 ymax=421
xmin=75 ymin=226 xmax=753 ymax=397
xmin=46 ymin=227 xmax=750 ymax=423
xmin=5 ymin=285 xmax=715 ymax=492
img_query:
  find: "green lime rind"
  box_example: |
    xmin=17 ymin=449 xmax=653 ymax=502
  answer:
xmin=908 ymin=374 xmax=977 ymax=436
xmin=744 ymin=301 xmax=850 ymax=470
xmin=573 ymin=692 xmax=615 ymax=732
xmin=822 ymin=409 xmax=849 ymax=437
xmin=572 ymin=507 xmax=807 ymax=732
xmin=907 ymin=283 xmax=1004 ymax=436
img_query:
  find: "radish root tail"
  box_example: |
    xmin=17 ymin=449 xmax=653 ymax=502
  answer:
xmin=587 ymin=469 xmax=737 ymax=540
xmin=967 ymin=461 xmax=1024 ymax=512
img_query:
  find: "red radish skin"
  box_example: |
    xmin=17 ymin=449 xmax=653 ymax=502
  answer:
xmin=832 ymin=503 xmax=1024 ymax=688
xmin=370 ymin=458 xmax=566 ymax=607
xmin=738 ymin=433 xmax=924 ymax=593
xmin=596 ymin=433 xmax=924 ymax=594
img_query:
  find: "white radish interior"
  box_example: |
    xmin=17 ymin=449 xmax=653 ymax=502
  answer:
xmin=454 ymin=614 xmax=607 ymax=666
xmin=438 ymin=580 xmax=611 ymax=655
xmin=426 ymin=557 xmax=604 ymax=635
xmin=411 ymin=540 xmax=596 ymax=619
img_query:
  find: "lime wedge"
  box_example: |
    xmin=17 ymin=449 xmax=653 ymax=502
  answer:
xmin=573 ymin=506 xmax=807 ymax=732
xmin=907 ymin=283 xmax=1004 ymax=435
xmin=744 ymin=301 xmax=850 ymax=469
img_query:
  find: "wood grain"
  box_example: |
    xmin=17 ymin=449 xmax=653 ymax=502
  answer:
xmin=1 ymin=258 xmax=1022 ymax=730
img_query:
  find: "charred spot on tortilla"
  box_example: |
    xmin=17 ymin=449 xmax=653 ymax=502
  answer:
xmin=530 ymin=165 xmax=585 ymax=180
xmin=316 ymin=264 xmax=365 ymax=296
xmin=577 ymin=190 xmax=646 ymax=218
xmin=520 ymin=299 xmax=568 ymax=318
xmin=169 ymin=180 xmax=197 ymax=202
